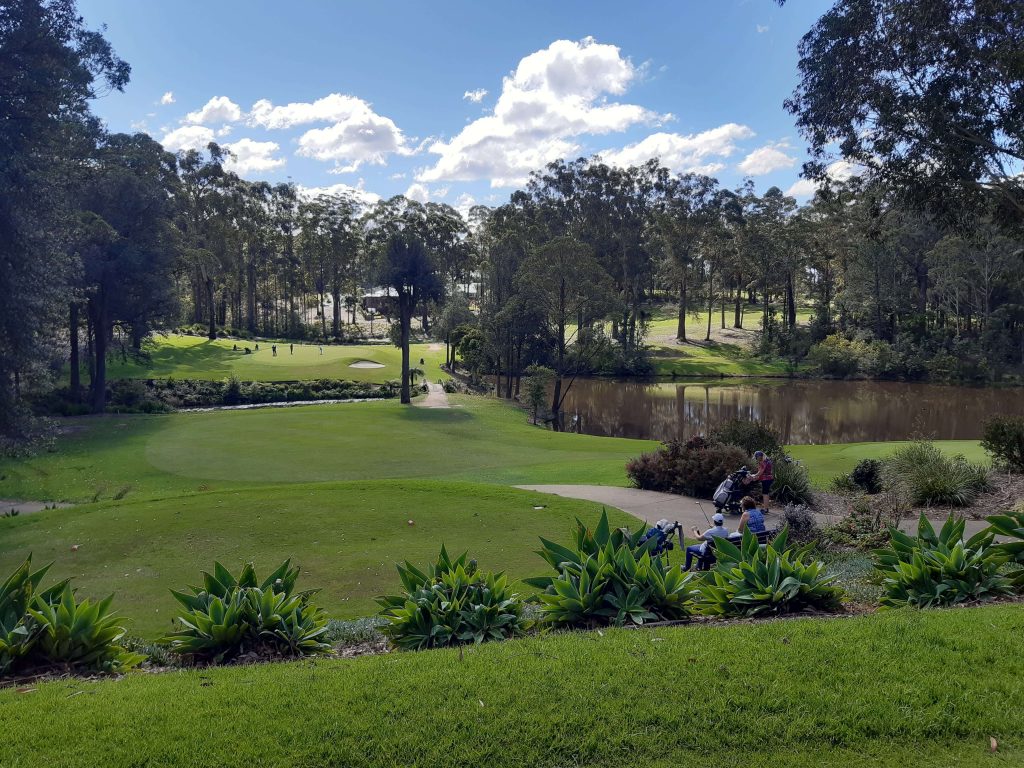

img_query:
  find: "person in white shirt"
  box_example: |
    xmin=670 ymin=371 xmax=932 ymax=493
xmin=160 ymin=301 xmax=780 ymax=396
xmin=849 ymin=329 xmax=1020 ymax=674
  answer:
xmin=684 ymin=512 xmax=732 ymax=570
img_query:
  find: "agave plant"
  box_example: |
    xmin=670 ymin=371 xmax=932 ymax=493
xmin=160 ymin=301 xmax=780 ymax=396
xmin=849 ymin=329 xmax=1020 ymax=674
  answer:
xmin=873 ymin=515 xmax=1012 ymax=608
xmin=378 ymin=546 xmax=524 ymax=651
xmin=525 ymin=511 xmax=695 ymax=628
xmin=28 ymin=585 xmax=144 ymax=672
xmin=163 ymin=559 xmax=329 ymax=661
xmin=0 ymin=557 xmax=68 ymax=675
xmin=988 ymin=510 xmax=1024 ymax=589
xmin=695 ymin=527 xmax=844 ymax=617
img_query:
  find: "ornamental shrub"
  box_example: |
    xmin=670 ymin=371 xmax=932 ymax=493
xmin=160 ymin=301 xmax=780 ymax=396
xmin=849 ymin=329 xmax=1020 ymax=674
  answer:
xmin=872 ymin=515 xmax=1012 ymax=608
xmin=882 ymin=441 xmax=989 ymax=506
xmin=627 ymin=440 xmax=748 ymax=497
xmin=378 ymin=547 xmax=525 ymax=650
xmin=981 ymin=416 xmax=1024 ymax=472
xmin=525 ymin=511 xmax=695 ymax=628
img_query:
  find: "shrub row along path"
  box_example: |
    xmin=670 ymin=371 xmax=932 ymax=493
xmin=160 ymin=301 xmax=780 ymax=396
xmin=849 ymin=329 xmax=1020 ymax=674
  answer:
xmin=515 ymin=484 xmax=995 ymax=538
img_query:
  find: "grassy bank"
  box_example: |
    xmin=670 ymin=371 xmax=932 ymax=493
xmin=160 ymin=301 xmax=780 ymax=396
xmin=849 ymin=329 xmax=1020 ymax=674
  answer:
xmin=97 ymin=333 xmax=449 ymax=383
xmin=788 ymin=440 xmax=987 ymax=487
xmin=4 ymin=605 xmax=1023 ymax=767
xmin=0 ymin=480 xmax=628 ymax=637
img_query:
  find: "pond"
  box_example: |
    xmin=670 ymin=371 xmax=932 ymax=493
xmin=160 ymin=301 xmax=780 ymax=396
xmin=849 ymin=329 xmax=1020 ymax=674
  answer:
xmin=559 ymin=378 xmax=1024 ymax=444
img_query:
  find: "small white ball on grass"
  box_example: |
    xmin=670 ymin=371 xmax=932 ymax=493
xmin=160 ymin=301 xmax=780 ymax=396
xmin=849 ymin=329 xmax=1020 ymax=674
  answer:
xmin=407 ymin=519 xmax=415 ymax=526
xmin=70 ymin=544 xmax=79 ymax=552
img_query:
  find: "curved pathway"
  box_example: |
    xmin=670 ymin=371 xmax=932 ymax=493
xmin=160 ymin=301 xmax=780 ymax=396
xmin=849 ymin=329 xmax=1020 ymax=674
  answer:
xmin=514 ymin=484 xmax=994 ymax=538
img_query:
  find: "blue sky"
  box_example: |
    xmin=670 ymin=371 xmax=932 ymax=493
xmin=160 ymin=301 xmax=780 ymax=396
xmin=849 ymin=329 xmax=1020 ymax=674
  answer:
xmin=78 ymin=0 xmax=833 ymax=210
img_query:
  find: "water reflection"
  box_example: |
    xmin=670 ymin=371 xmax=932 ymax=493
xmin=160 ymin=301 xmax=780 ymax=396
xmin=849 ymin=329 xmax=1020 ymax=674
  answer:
xmin=560 ymin=379 xmax=1024 ymax=444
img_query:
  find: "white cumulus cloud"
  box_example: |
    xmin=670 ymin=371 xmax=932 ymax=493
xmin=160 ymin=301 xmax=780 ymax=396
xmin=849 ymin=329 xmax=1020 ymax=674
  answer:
xmin=405 ymin=183 xmax=431 ymax=203
xmin=185 ymin=96 xmax=242 ymax=125
xmin=160 ymin=91 xmax=175 ymax=105
xmin=160 ymin=125 xmax=215 ymax=152
xmin=249 ymin=93 xmax=411 ymax=173
xmin=600 ymin=124 xmax=755 ymax=175
xmin=756 ymin=24 xmax=770 ymax=34
xmin=297 ymin=180 xmax=382 ymax=209
xmin=418 ymin=37 xmax=668 ymax=188
xmin=223 ymin=138 xmax=285 ymax=176
xmin=738 ymin=141 xmax=797 ymax=176
xmin=463 ymin=88 xmax=488 ymax=103
xmin=786 ymin=160 xmax=858 ymax=198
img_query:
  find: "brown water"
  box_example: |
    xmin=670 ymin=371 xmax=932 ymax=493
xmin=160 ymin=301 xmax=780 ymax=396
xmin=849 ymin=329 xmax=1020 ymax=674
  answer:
xmin=559 ymin=379 xmax=1024 ymax=444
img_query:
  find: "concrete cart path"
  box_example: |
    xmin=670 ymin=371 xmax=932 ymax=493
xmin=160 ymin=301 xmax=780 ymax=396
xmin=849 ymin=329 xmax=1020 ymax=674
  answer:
xmin=415 ymin=382 xmax=451 ymax=409
xmin=514 ymin=484 xmax=995 ymax=538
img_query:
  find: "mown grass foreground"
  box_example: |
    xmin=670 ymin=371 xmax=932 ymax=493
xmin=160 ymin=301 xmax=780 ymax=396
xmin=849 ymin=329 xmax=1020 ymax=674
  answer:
xmin=4 ymin=605 xmax=1023 ymax=767
xmin=0 ymin=481 xmax=631 ymax=637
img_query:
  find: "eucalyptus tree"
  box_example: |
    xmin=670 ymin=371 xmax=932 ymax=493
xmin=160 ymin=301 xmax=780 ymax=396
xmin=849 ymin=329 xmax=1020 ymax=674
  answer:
xmin=0 ymin=0 xmax=128 ymax=434
xmin=75 ymin=133 xmax=180 ymax=411
xmin=786 ymin=0 xmax=1024 ymax=225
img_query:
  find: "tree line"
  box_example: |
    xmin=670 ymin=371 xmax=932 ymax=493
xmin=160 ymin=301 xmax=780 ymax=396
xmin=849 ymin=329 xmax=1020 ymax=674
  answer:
xmin=2 ymin=0 xmax=1023 ymax=442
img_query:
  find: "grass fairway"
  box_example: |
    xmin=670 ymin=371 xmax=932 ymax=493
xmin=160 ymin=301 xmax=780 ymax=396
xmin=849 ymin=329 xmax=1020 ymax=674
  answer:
xmin=0 ymin=481 xmax=630 ymax=637
xmin=0 ymin=397 xmax=655 ymax=502
xmin=99 ymin=333 xmax=449 ymax=383
xmin=788 ymin=440 xmax=988 ymax=487
xmin=5 ymin=605 xmax=1024 ymax=767
xmin=649 ymin=339 xmax=793 ymax=376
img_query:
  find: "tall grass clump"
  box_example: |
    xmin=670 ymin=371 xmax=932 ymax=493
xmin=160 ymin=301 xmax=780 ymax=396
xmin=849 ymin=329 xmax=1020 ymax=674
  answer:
xmin=882 ymin=441 xmax=989 ymax=506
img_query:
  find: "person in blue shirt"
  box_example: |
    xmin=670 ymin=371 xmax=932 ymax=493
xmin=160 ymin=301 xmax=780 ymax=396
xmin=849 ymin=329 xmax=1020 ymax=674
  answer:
xmin=737 ymin=495 xmax=766 ymax=534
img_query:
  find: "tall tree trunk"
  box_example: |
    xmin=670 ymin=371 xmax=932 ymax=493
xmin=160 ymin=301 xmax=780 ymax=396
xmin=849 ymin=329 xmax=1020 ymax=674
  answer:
xmin=706 ymin=272 xmax=714 ymax=341
xmin=786 ymin=272 xmax=797 ymax=329
xmin=69 ymin=304 xmax=80 ymax=402
xmin=331 ymin=290 xmax=341 ymax=339
xmin=676 ymin=273 xmax=687 ymax=341
xmin=90 ymin=298 xmax=108 ymax=414
xmin=399 ymin=294 xmax=412 ymax=404
xmin=206 ymin=276 xmax=217 ymax=340
xmin=733 ymin=274 xmax=743 ymax=329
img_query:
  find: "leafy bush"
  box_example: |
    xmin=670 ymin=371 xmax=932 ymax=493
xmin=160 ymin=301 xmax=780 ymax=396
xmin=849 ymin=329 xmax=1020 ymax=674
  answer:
xmin=0 ymin=557 xmax=68 ymax=675
xmin=163 ymin=560 xmax=329 ymax=662
xmin=872 ymin=515 xmax=1012 ymax=608
xmin=222 ymin=374 xmax=243 ymax=405
xmin=1 ymin=557 xmax=140 ymax=675
xmin=627 ymin=440 xmax=748 ymax=497
xmin=987 ymin=509 xmax=1024 ymax=589
xmin=820 ymin=498 xmax=895 ymax=551
xmin=882 ymin=442 xmax=989 ymax=506
xmin=377 ymin=547 xmax=525 ymax=650
xmin=981 ymin=416 xmax=1024 ymax=472
xmin=28 ymin=586 xmax=144 ymax=672
xmin=708 ymin=418 xmax=782 ymax=457
xmin=771 ymin=456 xmax=813 ymax=505
xmin=525 ymin=511 xmax=695 ymax=628
xmin=694 ymin=527 xmax=844 ymax=617
xmin=781 ymin=503 xmax=819 ymax=545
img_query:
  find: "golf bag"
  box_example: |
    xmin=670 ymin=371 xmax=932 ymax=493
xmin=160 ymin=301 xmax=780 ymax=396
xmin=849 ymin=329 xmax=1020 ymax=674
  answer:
xmin=638 ymin=518 xmax=682 ymax=557
xmin=712 ymin=466 xmax=750 ymax=515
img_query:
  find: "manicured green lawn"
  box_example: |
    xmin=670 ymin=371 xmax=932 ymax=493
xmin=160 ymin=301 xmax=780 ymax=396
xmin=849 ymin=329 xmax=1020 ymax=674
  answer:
xmin=98 ymin=333 xmax=449 ymax=383
xmin=5 ymin=605 xmax=1024 ymax=767
xmin=0 ymin=480 xmax=631 ymax=637
xmin=649 ymin=339 xmax=793 ymax=376
xmin=788 ymin=440 xmax=987 ymax=487
xmin=0 ymin=397 xmax=656 ymax=503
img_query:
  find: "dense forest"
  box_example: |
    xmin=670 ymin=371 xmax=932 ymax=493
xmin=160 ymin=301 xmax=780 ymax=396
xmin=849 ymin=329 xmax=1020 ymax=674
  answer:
xmin=2 ymin=0 xmax=1023 ymax=440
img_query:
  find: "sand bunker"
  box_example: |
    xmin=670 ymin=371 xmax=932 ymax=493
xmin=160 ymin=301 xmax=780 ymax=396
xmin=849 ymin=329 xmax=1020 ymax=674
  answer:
xmin=349 ymin=360 xmax=386 ymax=369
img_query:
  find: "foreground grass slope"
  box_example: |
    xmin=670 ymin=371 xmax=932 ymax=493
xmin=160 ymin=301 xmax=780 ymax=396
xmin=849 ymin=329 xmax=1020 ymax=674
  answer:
xmin=98 ymin=333 xmax=449 ymax=383
xmin=0 ymin=398 xmax=656 ymax=502
xmin=5 ymin=605 xmax=1023 ymax=767
xmin=0 ymin=481 xmax=628 ymax=637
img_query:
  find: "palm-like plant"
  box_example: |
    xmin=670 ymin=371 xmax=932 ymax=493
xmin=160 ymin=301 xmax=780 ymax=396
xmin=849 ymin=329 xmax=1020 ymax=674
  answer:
xmin=873 ymin=515 xmax=1012 ymax=608
xmin=988 ymin=509 xmax=1024 ymax=589
xmin=696 ymin=527 xmax=844 ymax=617
xmin=163 ymin=559 xmax=329 ymax=661
xmin=378 ymin=547 xmax=524 ymax=650
xmin=0 ymin=557 xmax=68 ymax=674
xmin=526 ymin=511 xmax=695 ymax=628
